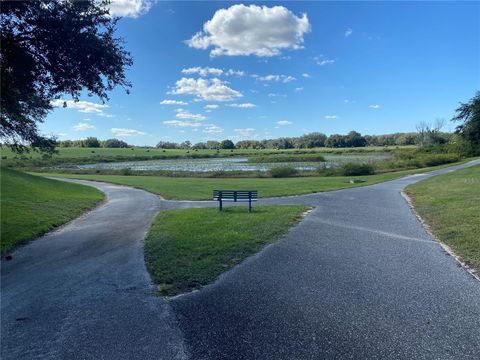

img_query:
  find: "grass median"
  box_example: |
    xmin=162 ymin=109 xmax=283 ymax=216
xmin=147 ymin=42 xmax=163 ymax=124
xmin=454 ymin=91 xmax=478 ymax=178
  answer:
xmin=144 ymin=205 xmax=308 ymax=296
xmin=1 ymin=168 xmax=104 ymax=254
xmin=405 ymin=165 xmax=480 ymax=272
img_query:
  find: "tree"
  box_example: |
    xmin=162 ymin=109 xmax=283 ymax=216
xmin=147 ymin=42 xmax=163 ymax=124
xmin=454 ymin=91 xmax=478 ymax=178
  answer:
xmin=452 ymin=92 xmax=480 ymax=151
xmin=180 ymin=140 xmax=192 ymax=149
xmin=156 ymin=141 xmax=178 ymax=149
xmin=220 ymin=139 xmax=235 ymax=149
xmin=345 ymin=131 xmax=367 ymax=147
xmin=103 ymin=138 xmax=129 ymax=148
xmin=206 ymin=140 xmax=220 ymax=149
xmin=83 ymin=137 xmax=100 ymax=148
xmin=325 ymin=134 xmax=346 ymax=148
xmin=0 ymin=0 xmax=132 ymax=153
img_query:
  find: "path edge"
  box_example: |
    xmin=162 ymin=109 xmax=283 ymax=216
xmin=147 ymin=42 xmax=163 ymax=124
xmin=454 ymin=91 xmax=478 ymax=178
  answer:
xmin=400 ymin=190 xmax=479 ymax=282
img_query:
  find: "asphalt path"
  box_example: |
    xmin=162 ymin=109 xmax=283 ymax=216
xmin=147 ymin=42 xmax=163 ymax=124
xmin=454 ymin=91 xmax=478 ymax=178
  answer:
xmin=1 ymin=160 xmax=479 ymax=359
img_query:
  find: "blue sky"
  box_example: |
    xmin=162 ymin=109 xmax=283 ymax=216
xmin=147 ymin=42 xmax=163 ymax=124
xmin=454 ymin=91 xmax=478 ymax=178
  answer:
xmin=43 ymin=1 xmax=480 ymax=146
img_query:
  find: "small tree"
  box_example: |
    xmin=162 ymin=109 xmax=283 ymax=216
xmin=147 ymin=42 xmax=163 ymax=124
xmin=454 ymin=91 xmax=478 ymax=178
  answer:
xmin=83 ymin=137 xmax=101 ymax=148
xmin=220 ymin=139 xmax=235 ymax=149
xmin=452 ymin=92 xmax=480 ymax=153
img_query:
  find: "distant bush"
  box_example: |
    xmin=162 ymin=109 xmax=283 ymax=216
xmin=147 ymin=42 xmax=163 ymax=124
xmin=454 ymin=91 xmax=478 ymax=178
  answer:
xmin=249 ymin=154 xmax=325 ymax=163
xmin=120 ymin=167 xmax=133 ymax=175
xmin=269 ymin=166 xmax=299 ymax=178
xmin=421 ymin=154 xmax=460 ymax=167
xmin=340 ymin=163 xmax=375 ymax=176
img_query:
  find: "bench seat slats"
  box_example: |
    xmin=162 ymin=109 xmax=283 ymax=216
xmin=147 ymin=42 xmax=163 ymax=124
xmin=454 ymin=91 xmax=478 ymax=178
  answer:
xmin=213 ymin=190 xmax=258 ymax=212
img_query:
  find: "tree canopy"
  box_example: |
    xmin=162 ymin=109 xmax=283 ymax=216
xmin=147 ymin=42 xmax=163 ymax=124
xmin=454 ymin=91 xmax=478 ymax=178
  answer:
xmin=0 ymin=0 xmax=132 ymax=152
xmin=452 ymin=92 xmax=480 ymax=153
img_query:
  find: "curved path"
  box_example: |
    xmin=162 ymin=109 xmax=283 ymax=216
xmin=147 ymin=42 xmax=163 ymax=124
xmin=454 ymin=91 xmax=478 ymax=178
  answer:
xmin=1 ymin=160 xmax=479 ymax=359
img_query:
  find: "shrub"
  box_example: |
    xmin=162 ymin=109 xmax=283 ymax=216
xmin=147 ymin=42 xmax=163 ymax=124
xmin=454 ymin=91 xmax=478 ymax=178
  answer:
xmin=420 ymin=154 xmax=460 ymax=167
xmin=340 ymin=163 xmax=375 ymax=176
xmin=269 ymin=166 xmax=298 ymax=178
xmin=120 ymin=167 xmax=133 ymax=175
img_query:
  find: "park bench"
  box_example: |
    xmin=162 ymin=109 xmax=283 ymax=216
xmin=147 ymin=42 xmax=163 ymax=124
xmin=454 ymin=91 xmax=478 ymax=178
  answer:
xmin=213 ymin=190 xmax=258 ymax=212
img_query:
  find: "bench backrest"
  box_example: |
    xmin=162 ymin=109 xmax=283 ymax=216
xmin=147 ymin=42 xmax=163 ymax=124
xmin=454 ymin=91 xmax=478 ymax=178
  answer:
xmin=213 ymin=190 xmax=258 ymax=200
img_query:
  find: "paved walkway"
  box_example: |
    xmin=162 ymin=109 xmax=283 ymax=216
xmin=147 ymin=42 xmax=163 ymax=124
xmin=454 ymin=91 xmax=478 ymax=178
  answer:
xmin=1 ymin=160 xmax=479 ymax=359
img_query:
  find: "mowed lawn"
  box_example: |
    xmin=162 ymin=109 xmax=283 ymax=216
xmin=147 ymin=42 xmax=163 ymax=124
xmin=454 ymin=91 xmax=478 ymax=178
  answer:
xmin=39 ymin=163 xmax=467 ymax=200
xmin=406 ymin=165 xmax=480 ymax=271
xmin=1 ymin=168 xmax=104 ymax=254
xmin=145 ymin=205 xmax=308 ymax=296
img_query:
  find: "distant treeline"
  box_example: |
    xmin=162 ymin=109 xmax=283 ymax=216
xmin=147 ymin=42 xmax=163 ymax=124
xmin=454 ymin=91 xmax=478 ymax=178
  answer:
xmin=58 ymin=137 xmax=131 ymax=148
xmin=56 ymin=130 xmax=452 ymax=150
xmin=155 ymin=130 xmax=452 ymax=150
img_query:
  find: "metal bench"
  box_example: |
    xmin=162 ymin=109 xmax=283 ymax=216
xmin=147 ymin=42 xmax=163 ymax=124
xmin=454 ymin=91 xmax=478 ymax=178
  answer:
xmin=213 ymin=190 xmax=258 ymax=212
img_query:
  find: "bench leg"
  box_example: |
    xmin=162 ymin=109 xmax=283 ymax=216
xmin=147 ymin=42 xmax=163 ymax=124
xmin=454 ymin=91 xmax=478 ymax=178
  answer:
xmin=219 ymin=199 xmax=223 ymax=211
xmin=249 ymin=199 xmax=252 ymax=213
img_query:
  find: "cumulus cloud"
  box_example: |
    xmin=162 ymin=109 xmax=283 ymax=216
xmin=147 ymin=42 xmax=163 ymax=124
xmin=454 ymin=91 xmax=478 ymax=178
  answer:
xmin=345 ymin=28 xmax=353 ymax=37
xmin=257 ymin=74 xmax=296 ymax=83
xmin=234 ymin=128 xmax=256 ymax=137
xmin=170 ymin=77 xmax=242 ymax=102
xmin=175 ymin=109 xmax=206 ymax=120
xmin=277 ymin=120 xmax=292 ymax=125
xmin=51 ymin=99 xmax=108 ymax=114
xmin=163 ymin=120 xmax=202 ymax=128
xmin=204 ymin=104 xmax=219 ymax=110
xmin=73 ymin=122 xmax=95 ymax=131
xmin=302 ymin=73 xmax=311 ymax=78
xmin=181 ymin=67 xmax=224 ymax=77
xmin=111 ymin=128 xmax=146 ymax=136
xmin=108 ymin=0 xmax=153 ymax=18
xmin=227 ymin=103 xmax=256 ymax=108
xmin=369 ymin=104 xmax=380 ymax=109
xmin=295 ymin=87 xmax=304 ymax=92
xmin=203 ymin=124 xmax=224 ymax=134
xmin=186 ymin=4 xmax=311 ymax=57
xmin=324 ymin=115 xmax=339 ymax=119
xmin=160 ymin=99 xmax=188 ymax=105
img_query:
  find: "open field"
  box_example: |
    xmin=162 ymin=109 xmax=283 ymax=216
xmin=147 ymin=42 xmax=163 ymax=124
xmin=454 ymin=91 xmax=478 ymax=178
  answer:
xmin=145 ymin=205 xmax=308 ymax=296
xmin=37 ymin=161 xmax=472 ymax=200
xmin=405 ymin=165 xmax=480 ymax=272
xmin=0 ymin=168 xmax=104 ymax=254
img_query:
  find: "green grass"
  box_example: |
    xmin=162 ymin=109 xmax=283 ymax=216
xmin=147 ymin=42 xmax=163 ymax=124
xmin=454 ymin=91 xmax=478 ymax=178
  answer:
xmin=0 ymin=168 xmax=104 ymax=254
xmin=405 ymin=165 xmax=480 ymax=271
xmin=38 ymin=161 xmax=472 ymax=200
xmin=145 ymin=205 xmax=308 ymax=296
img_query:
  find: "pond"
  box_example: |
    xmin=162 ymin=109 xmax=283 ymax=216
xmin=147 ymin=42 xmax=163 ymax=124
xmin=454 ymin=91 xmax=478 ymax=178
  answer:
xmin=63 ymin=153 xmax=392 ymax=173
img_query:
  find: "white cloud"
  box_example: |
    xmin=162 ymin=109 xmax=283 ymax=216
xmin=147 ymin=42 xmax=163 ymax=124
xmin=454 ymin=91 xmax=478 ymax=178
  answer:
xmin=369 ymin=104 xmax=380 ymax=109
xmin=204 ymin=104 xmax=219 ymax=110
xmin=175 ymin=109 xmax=206 ymax=120
xmin=186 ymin=4 xmax=311 ymax=57
xmin=51 ymin=99 xmax=108 ymax=114
xmin=234 ymin=128 xmax=256 ymax=137
xmin=277 ymin=120 xmax=292 ymax=125
xmin=225 ymin=69 xmax=246 ymax=76
xmin=227 ymin=103 xmax=256 ymax=108
xmin=108 ymin=0 xmax=153 ymax=18
xmin=111 ymin=128 xmax=146 ymax=136
xmin=345 ymin=28 xmax=353 ymax=37
xmin=257 ymin=74 xmax=296 ymax=83
xmin=268 ymin=93 xmax=286 ymax=98
xmin=170 ymin=77 xmax=242 ymax=102
xmin=324 ymin=115 xmax=339 ymax=119
xmin=295 ymin=87 xmax=304 ymax=92
xmin=203 ymin=124 xmax=224 ymax=134
xmin=163 ymin=120 xmax=202 ymax=128
xmin=315 ymin=57 xmax=335 ymax=66
xmin=160 ymin=99 xmax=188 ymax=105
xmin=181 ymin=67 xmax=224 ymax=77
xmin=73 ymin=122 xmax=95 ymax=131
xmin=302 ymin=73 xmax=311 ymax=78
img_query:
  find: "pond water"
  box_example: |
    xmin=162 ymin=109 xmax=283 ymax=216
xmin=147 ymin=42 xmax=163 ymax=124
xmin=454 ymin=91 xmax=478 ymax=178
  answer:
xmin=65 ymin=153 xmax=392 ymax=173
